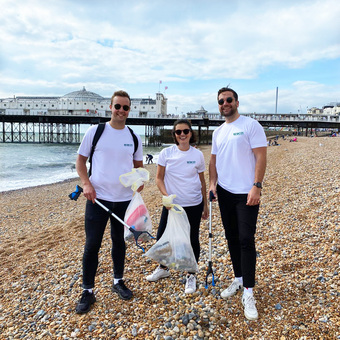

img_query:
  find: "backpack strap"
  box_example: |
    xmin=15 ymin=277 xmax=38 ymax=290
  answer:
xmin=127 ymin=126 xmax=138 ymax=155
xmin=88 ymin=123 xmax=138 ymax=177
xmin=88 ymin=123 xmax=105 ymax=176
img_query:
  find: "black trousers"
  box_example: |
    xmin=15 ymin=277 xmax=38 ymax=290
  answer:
xmin=157 ymin=201 xmax=204 ymax=265
xmin=82 ymin=199 xmax=130 ymax=289
xmin=217 ymin=185 xmax=259 ymax=288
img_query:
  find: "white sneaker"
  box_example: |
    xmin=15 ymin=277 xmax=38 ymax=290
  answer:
xmin=242 ymin=293 xmax=258 ymax=320
xmin=185 ymin=274 xmax=196 ymax=294
xmin=146 ymin=266 xmax=170 ymax=282
xmin=221 ymin=279 xmax=243 ymax=299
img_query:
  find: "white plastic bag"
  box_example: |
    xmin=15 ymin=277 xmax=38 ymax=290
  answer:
xmin=119 ymin=167 xmax=152 ymax=241
xmin=119 ymin=168 xmax=149 ymax=192
xmin=124 ymin=191 xmax=152 ymax=241
xmin=145 ymin=206 xmax=198 ymax=273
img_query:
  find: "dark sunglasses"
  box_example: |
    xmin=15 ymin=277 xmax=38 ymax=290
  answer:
xmin=174 ymin=129 xmax=190 ymax=135
xmin=114 ymin=103 xmax=130 ymax=111
xmin=218 ymin=97 xmax=233 ymax=105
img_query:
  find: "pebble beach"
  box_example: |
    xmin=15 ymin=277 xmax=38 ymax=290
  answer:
xmin=0 ymin=136 xmax=339 ymax=340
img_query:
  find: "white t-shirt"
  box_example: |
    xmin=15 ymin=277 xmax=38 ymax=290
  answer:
xmin=78 ymin=122 xmax=143 ymax=201
xmin=157 ymin=145 xmax=206 ymax=207
xmin=211 ymin=115 xmax=267 ymax=194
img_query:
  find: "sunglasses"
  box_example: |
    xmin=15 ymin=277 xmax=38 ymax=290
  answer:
xmin=218 ymin=97 xmax=233 ymax=105
xmin=114 ymin=103 xmax=130 ymax=111
xmin=174 ymin=129 xmax=191 ymax=135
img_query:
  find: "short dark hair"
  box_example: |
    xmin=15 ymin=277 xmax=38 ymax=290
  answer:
xmin=217 ymin=87 xmax=238 ymax=101
xmin=172 ymin=119 xmax=196 ymax=145
xmin=111 ymin=90 xmax=131 ymax=105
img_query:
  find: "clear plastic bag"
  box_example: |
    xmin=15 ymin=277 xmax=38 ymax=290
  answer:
xmin=145 ymin=207 xmax=198 ymax=273
xmin=124 ymin=191 xmax=152 ymax=241
xmin=120 ymin=168 xmax=152 ymax=242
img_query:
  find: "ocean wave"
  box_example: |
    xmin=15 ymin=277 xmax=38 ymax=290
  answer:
xmin=37 ymin=162 xmax=76 ymax=169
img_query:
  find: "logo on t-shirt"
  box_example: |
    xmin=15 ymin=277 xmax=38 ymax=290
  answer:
xmin=124 ymin=143 xmax=133 ymax=147
xmin=233 ymin=131 xmax=244 ymax=136
xmin=187 ymin=161 xmax=196 ymax=164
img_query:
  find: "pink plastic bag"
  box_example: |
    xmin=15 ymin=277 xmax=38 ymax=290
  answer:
xmin=124 ymin=192 xmax=152 ymax=241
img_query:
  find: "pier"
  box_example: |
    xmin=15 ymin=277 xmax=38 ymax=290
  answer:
xmin=0 ymin=112 xmax=339 ymax=145
xmin=1 ymin=88 xmax=338 ymax=144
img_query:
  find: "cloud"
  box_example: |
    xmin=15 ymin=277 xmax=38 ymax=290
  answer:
xmin=0 ymin=0 xmax=339 ymax=114
xmin=3 ymin=0 xmax=339 ymax=79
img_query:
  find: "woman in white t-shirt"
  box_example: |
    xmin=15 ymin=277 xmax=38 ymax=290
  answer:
xmin=146 ymin=119 xmax=208 ymax=294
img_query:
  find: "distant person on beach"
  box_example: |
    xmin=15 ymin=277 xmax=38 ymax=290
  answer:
xmin=209 ymin=87 xmax=267 ymax=320
xmin=146 ymin=154 xmax=153 ymax=164
xmin=146 ymin=119 xmax=208 ymax=294
xmin=75 ymin=90 xmax=143 ymax=314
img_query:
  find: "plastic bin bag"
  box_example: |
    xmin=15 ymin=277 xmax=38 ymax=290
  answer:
xmin=124 ymin=191 xmax=152 ymax=241
xmin=145 ymin=206 xmax=198 ymax=273
xmin=120 ymin=168 xmax=152 ymax=242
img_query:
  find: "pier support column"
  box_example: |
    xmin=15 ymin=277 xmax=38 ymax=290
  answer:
xmin=0 ymin=122 xmax=81 ymax=144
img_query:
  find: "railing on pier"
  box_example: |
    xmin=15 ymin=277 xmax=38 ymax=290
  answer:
xmin=2 ymin=108 xmax=340 ymax=123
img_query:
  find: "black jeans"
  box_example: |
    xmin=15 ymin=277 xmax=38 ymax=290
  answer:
xmin=157 ymin=201 xmax=204 ymax=265
xmin=217 ymin=185 xmax=259 ymax=288
xmin=82 ymin=199 xmax=130 ymax=289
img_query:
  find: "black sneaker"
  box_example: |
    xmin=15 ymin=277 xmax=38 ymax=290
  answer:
xmin=75 ymin=290 xmax=96 ymax=314
xmin=112 ymin=280 xmax=133 ymax=300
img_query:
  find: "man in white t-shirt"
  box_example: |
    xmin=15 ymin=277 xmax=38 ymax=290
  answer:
xmin=75 ymin=90 xmax=143 ymax=314
xmin=209 ymin=87 xmax=267 ymax=321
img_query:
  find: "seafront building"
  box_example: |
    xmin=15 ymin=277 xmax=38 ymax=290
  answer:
xmin=307 ymin=103 xmax=340 ymax=115
xmin=0 ymin=87 xmax=168 ymax=118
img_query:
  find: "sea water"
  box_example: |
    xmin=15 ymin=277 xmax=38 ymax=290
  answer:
xmin=0 ymin=141 xmax=165 ymax=192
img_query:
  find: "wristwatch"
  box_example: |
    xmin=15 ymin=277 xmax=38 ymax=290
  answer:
xmin=253 ymin=182 xmax=262 ymax=189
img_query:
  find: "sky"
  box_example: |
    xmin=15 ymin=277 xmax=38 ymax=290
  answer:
xmin=1 ymin=0 xmax=340 ymax=115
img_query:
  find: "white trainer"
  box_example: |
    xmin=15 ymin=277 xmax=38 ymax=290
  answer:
xmin=146 ymin=266 xmax=170 ymax=282
xmin=185 ymin=274 xmax=196 ymax=294
xmin=221 ymin=279 xmax=243 ymax=299
xmin=242 ymin=293 xmax=259 ymax=320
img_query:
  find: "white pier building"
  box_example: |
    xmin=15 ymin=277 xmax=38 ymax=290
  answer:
xmin=0 ymin=87 xmax=168 ymax=118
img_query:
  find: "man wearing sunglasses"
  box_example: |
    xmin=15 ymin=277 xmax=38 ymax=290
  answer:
xmin=75 ymin=90 xmax=143 ymax=314
xmin=209 ymin=87 xmax=267 ymax=320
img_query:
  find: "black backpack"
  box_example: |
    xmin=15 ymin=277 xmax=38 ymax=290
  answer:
xmin=88 ymin=123 xmax=138 ymax=176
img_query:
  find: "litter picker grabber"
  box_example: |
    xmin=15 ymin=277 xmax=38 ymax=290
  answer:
xmin=205 ymin=190 xmax=216 ymax=289
xmin=69 ymin=185 xmax=155 ymax=252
